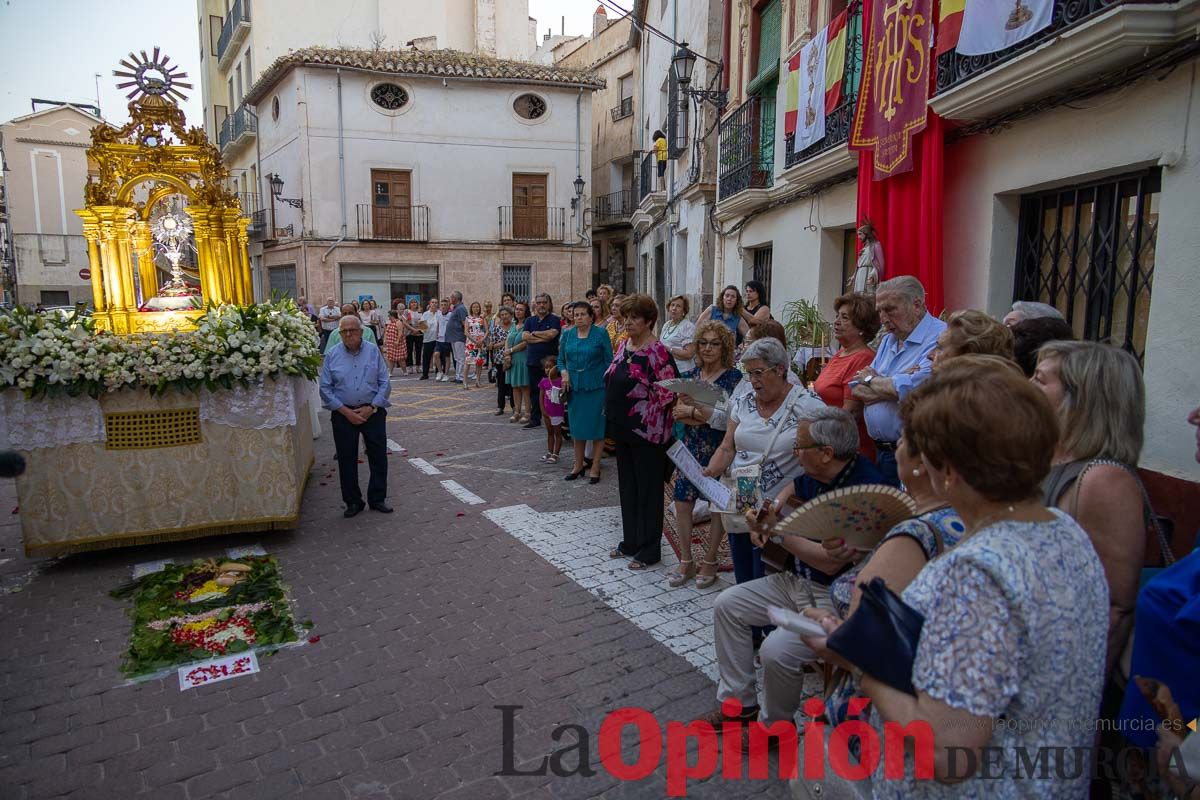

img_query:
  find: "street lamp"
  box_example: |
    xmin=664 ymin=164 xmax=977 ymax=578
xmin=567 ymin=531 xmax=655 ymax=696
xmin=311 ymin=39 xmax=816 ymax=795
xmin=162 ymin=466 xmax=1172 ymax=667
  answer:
xmin=266 ymin=173 xmax=303 ymax=209
xmin=671 ymin=42 xmax=727 ymax=111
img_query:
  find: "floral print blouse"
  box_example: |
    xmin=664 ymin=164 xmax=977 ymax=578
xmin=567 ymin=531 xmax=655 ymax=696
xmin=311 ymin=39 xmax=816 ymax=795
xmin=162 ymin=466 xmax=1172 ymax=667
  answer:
xmin=868 ymin=508 xmax=1108 ymax=800
xmin=603 ymin=339 xmax=678 ymax=445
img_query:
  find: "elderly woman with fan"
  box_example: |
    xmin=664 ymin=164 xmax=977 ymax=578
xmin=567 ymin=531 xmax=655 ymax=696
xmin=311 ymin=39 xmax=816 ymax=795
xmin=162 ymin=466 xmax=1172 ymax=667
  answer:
xmin=799 ymin=359 xmax=1107 ymax=797
xmin=702 ymin=407 xmax=884 ymax=729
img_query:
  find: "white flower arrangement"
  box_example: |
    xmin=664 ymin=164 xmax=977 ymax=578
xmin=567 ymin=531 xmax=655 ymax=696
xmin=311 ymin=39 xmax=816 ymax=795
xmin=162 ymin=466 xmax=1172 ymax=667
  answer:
xmin=0 ymin=300 xmax=321 ymax=398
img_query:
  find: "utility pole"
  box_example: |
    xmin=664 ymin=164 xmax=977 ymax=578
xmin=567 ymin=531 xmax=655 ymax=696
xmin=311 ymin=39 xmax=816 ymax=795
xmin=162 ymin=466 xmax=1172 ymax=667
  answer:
xmin=94 ymin=74 xmax=102 ymax=118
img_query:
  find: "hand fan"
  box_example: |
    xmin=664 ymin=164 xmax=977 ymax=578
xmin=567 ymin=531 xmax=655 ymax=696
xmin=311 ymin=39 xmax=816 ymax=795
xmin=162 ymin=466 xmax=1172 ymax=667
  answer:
xmin=774 ymin=484 xmax=917 ymax=549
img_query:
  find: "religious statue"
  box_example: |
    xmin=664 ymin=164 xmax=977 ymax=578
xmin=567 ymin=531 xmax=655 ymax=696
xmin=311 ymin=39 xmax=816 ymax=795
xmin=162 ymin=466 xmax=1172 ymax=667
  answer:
xmin=849 ymin=219 xmax=884 ymax=295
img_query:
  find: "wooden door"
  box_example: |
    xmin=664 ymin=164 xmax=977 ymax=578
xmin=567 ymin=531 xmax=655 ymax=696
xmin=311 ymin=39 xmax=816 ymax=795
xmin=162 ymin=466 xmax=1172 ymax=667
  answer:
xmin=372 ymin=169 xmax=412 ymax=239
xmin=512 ymin=173 xmax=547 ymax=239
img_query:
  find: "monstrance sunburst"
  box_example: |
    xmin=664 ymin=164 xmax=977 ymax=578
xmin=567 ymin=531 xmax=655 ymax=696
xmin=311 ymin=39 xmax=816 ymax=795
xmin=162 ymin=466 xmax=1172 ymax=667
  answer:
xmin=113 ymin=48 xmax=193 ymax=104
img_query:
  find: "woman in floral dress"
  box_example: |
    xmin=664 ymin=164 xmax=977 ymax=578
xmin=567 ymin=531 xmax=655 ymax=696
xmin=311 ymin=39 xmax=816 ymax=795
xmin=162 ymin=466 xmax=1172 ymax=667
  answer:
xmin=604 ymin=294 xmax=679 ymax=571
xmin=668 ymin=320 xmax=741 ymax=589
xmin=463 ymin=302 xmax=487 ymax=389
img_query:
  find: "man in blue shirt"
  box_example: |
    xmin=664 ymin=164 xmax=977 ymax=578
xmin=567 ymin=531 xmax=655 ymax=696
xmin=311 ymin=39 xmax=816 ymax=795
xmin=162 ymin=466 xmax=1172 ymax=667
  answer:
xmin=319 ymin=316 xmax=392 ymax=517
xmin=707 ymin=408 xmax=884 ymax=729
xmin=521 ymin=292 xmax=561 ymax=429
xmin=445 ymin=290 xmax=468 ymax=383
xmin=852 ymin=276 xmax=946 ymax=487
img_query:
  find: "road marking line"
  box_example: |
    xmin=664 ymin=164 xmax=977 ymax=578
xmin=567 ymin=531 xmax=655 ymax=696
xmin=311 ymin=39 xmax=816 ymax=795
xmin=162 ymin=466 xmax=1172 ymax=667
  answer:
xmin=440 ymin=480 xmax=485 ymax=505
xmin=408 ymin=458 xmax=442 ymax=475
xmin=433 ymin=440 xmax=536 ymax=463
xmin=386 ymin=439 xmax=407 ymax=454
xmin=483 ymin=504 xmax=723 ymax=682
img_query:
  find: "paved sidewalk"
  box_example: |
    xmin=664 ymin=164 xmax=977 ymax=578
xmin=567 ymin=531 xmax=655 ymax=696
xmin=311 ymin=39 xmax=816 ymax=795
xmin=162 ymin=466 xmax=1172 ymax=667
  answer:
xmin=0 ymin=376 xmax=791 ymax=799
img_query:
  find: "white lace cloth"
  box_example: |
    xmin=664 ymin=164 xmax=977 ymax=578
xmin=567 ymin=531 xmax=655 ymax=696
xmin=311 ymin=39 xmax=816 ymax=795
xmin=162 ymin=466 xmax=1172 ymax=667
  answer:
xmin=0 ymin=391 xmax=103 ymax=451
xmin=0 ymin=376 xmax=313 ymax=451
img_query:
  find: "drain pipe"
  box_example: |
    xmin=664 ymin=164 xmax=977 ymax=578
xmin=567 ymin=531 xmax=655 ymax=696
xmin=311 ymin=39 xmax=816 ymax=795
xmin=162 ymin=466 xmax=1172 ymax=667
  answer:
xmin=575 ymin=87 xmax=587 ymax=243
xmin=322 ymin=68 xmax=348 ymax=263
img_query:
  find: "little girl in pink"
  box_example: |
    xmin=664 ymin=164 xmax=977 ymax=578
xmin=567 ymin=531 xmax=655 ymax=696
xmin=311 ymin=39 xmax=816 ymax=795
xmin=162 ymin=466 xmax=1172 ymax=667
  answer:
xmin=538 ymin=356 xmax=564 ymax=464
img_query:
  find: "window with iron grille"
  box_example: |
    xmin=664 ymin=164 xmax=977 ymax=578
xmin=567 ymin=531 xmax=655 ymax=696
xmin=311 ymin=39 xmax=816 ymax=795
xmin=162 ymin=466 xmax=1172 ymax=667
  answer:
xmin=667 ymin=72 xmax=689 ymax=159
xmin=1014 ymin=168 xmax=1160 ymax=365
xmin=502 ymin=264 xmax=532 ymax=304
xmin=752 ymin=245 xmax=773 ymax=304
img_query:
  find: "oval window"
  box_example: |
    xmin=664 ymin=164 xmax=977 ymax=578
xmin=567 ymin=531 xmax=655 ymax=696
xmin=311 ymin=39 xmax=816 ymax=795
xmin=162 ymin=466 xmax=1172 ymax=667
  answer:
xmin=371 ymin=83 xmax=409 ymax=110
xmin=513 ymin=93 xmax=547 ymax=120
xmin=271 ymin=96 xmax=280 ymax=121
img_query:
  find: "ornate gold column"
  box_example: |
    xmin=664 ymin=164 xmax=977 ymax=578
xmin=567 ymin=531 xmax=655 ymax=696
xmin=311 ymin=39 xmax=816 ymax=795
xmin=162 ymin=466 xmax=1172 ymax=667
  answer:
xmin=77 ymin=212 xmax=106 ymax=312
xmin=235 ymin=216 xmax=253 ymax=304
xmin=113 ymin=216 xmax=138 ymax=312
xmin=132 ymin=220 xmax=158 ymax=303
xmin=191 ymin=210 xmax=217 ymax=307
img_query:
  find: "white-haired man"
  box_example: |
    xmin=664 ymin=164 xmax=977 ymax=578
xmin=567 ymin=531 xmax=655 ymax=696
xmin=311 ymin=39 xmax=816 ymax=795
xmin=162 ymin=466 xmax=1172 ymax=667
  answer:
xmin=319 ymin=315 xmax=392 ymax=517
xmin=1002 ymin=300 xmax=1065 ymax=328
xmin=851 ymin=275 xmax=946 ymax=487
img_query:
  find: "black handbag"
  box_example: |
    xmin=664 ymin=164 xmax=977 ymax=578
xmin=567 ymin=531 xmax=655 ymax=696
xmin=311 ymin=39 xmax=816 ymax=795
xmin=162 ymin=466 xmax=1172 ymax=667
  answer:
xmin=826 ymin=577 xmax=925 ymax=696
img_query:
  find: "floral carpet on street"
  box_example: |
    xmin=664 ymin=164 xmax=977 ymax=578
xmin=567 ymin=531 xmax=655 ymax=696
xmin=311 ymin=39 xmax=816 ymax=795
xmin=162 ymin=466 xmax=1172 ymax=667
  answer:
xmin=111 ymin=555 xmax=301 ymax=678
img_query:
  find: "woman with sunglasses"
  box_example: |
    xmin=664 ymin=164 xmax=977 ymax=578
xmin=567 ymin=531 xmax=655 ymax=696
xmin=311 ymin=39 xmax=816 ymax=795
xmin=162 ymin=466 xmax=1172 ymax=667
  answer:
xmin=668 ymin=321 xmax=742 ymax=589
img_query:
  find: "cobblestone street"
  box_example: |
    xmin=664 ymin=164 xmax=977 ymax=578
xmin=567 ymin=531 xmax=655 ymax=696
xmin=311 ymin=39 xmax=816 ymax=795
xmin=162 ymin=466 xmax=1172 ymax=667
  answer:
xmin=0 ymin=375 xmax=790 ymax=799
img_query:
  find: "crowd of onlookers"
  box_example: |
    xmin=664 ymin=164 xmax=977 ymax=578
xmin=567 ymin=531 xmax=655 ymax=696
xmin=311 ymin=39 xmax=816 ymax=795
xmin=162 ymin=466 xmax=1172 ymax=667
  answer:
xmin=310 ymin=279 xmax=1198 ymax=798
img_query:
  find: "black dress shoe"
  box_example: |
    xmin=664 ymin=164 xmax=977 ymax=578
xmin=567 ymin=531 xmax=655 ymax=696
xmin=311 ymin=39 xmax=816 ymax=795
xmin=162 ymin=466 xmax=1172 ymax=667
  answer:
xmin=522 ymin=421 xmax=539 ymax=429
xmin=343 ymin=503 xmax=365 ymax=518
xmin=369 ymin=502 xmax=394 ymax=513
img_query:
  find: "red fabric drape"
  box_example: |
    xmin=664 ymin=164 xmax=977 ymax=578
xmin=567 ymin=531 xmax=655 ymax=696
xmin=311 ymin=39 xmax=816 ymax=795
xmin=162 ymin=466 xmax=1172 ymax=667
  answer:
xmin=855 ymin=112 xmax=945 ymax=315
xmin=854 ymin=0 xmax=947 ymax=315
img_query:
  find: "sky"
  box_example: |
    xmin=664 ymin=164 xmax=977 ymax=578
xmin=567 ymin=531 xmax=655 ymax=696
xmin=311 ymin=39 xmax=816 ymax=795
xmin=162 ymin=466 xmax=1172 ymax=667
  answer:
xmin=0 ymin=0 xmax=606 ymax=131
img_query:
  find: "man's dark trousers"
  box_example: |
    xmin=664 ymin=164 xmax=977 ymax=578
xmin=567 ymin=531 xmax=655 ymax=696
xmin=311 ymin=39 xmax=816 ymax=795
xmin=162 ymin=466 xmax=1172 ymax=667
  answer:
xmin=330 ymin=409 xmax=388 ymax=506
xmin=420 ymin=341 xmax=438 ymax=378
xmin=526 ymin=360 xmax=546 ymax=425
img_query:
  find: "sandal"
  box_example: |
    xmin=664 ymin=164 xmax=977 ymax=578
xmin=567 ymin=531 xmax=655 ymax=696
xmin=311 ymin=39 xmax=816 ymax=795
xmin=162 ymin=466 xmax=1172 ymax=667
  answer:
xmin=539 ymin=453 xmax=553 ymax=463
xmin=695 ymin=559 xmax=721 ymax=589
xmin=609 ymin=548 xmax=629 ymax=559
xmin=546 ymin=454 xmax=559 ymax=464
xmin=668 ymin=560 xmax=696 ymax=588
xmin=628 ymin=560 xmax=651 ymax=571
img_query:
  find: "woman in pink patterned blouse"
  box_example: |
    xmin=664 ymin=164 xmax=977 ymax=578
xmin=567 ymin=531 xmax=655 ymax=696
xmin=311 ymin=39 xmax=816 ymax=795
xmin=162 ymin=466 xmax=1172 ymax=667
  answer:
xmin=604 ymin=293 xmax=680 ymax=570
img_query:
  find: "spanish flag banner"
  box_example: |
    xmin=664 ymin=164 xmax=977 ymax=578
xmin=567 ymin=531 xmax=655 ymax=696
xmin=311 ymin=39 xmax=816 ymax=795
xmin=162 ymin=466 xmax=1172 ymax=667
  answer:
xmin=784 ymin=51 xmax=802 ymax=137
xmin=824 ymin=9 xmax=849 ymax=110
xmin=936 ymin=0 xmax=965 ymax=56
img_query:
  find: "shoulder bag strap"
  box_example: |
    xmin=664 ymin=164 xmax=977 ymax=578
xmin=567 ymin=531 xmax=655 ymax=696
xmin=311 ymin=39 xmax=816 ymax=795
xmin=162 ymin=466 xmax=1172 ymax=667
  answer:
xmin=1074 ymin=458 xmax=1174 ymax=567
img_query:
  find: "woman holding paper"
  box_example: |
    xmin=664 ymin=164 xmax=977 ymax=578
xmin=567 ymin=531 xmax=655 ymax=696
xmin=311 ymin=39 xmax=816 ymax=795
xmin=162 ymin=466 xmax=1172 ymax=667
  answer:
xmin=668 ymin=320 xmax=742 ymax=589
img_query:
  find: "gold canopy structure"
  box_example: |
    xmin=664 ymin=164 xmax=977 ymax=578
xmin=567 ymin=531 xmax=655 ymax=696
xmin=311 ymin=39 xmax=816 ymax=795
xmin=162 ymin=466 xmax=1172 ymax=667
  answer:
xmin=76 ymin=49 xmax=252 ymax=334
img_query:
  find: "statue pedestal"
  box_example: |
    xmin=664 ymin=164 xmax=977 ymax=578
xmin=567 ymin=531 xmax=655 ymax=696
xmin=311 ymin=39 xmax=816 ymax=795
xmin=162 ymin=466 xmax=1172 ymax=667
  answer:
xmin=3 ymin=377 xmax=314 ymax=556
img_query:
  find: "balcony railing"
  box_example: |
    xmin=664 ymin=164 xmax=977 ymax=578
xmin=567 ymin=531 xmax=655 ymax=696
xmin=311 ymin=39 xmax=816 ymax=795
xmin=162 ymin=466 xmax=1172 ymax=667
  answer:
xmin=935 ymin=0 xmax=1127 ymax=96
xmin=785 ymin=3 xmax=863 ymax=169
xmin=718 ymin=95 xmax=775 ymax=201
xmin=637 ymin=150 xmax=656 ymax=203
xmin=610 ymin=96 xmax=634 ymax=122
xmin=593 ymin=189 xmax=635 ymax=225
xmin=356 ymin=204 xmax=430 ymax=242
xmin=498 ymin=206 xmax=566 ymax=242
xmin=218 ymin=105 xmax=256 ymax=151
xmin=235 ymin=192 xmax=261 ymax=216
xmin=248 ymin=209 xmax=267 ymax=242
xmin=217 ymin=0 xmax=251 ymax=64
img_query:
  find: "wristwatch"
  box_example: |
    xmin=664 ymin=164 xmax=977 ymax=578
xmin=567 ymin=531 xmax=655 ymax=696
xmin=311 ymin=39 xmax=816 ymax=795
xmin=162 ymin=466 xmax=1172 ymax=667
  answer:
xmin=861 ymin=374 xmax=874 ymax=385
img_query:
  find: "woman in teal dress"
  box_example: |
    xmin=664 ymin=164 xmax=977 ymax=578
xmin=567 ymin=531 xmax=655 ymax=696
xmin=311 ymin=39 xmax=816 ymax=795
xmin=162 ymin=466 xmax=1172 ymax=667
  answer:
xmin=558 ymin=300 xmax=614 ymax=484
xmin=505 ymin=302 xmax=531 ymax=423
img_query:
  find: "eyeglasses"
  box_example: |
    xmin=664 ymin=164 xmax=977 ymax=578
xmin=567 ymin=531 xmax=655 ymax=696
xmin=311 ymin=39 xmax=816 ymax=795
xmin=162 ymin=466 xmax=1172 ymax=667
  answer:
xmin=746 ymin=368 xmax=779 ymax=379
xmin=696 ymin=339 xmax=722 ymax=349
xmin=792 ymin=442 xmax=824 ymax=453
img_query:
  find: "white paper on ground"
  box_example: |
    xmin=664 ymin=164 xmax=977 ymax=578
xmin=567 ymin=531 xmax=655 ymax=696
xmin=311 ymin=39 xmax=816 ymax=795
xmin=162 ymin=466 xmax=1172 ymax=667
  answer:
xmin=132 ymin=559 xmax=174 ymax=579
xmin=225 ymin=544 xmax=267 ymax=559
xmin=667 ymin=441 xmax=732 ymax=511
xmin=178 ymin=651 xmax=260 ymax=690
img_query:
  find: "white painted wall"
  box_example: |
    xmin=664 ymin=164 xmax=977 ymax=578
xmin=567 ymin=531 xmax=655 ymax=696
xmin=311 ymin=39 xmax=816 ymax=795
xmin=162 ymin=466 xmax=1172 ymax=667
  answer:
xmin=943 ymin=64 xmax=1200 ymax=481
xmin=718 ymin=180 xmax=857 ymax=316
xmin=253 ymin=67 xmax=591 ymax=242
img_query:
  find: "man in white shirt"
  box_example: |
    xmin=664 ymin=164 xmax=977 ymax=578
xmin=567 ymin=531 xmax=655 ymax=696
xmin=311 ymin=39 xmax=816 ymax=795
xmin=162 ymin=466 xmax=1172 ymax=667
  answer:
xmin=317 ymin=298 xmax=341 ymax=352
xmin=434 ymin=298 xmax=453 ymax=381
xmin=419 ymin=299 xmax=441 ymax=380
